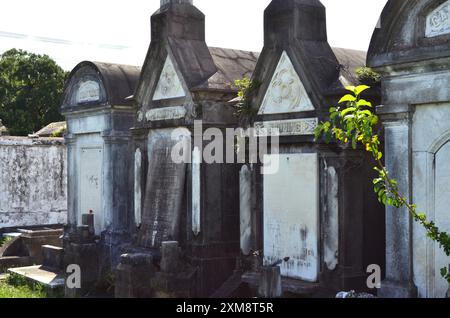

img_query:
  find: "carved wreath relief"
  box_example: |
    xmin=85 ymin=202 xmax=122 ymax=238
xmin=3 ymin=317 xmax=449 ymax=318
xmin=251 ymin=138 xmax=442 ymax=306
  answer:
xmin=426 ymin=1 xmax=450 ymax=38
xmin=259 ymin=51 xmax=314 ymax=115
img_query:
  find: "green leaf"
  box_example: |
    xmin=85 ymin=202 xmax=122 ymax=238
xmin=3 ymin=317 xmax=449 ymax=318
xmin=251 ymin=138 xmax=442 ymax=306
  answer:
xmin=341 ymin=107 xmax=356 ymax=117
xmin=440 ymin=266 xmax=448 ymax=278
xmin=330 ymin=111 xmax=339 ymax=121
xmin=339 ymin=94 xmax=357 ymax=104
xmin=370 ymin=115 xmax=379 ymax=126
xmin=345 ymin=86 xmax=356 ymax=93
xmin=357 ymin=99 xmax=372 ymax=108
xmin=360 ymin=109 xmax=372 ymax=116
xmin=354 ymin=85 xmax=370 ymax=96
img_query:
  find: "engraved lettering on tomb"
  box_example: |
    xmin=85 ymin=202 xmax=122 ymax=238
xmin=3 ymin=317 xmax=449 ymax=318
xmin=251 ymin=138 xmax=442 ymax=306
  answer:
xmin=426 ymin=1 xmax=450 ymax=38
xmin=76 ymin=80 xmax=100 ymax=104
xmin=254 ymin=118 xmax=318 ymax=136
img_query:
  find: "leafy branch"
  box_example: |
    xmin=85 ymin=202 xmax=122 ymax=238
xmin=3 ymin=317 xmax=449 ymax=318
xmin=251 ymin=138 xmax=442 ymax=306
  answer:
xmin=233 ymin=77 xmax=261 ymax=119
xmin=314 ymin=85 xmax=450 ymax=283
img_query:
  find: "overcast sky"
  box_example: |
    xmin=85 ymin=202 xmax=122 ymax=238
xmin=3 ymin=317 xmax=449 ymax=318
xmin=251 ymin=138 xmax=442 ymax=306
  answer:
xmin=0 ymin=0 xmax=387 ymax=71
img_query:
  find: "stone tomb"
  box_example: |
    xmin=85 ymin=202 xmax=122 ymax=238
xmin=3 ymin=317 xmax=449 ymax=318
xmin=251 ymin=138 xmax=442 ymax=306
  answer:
xmin=240 ymin=0 xmax=385 ymax=296
xmin=61 ymin=61 xmax=140 ymax=295
xmin=368 ymin=0 xmax=450 ymax=298
xmin=114 ymin=0 xmax=259 ymax=298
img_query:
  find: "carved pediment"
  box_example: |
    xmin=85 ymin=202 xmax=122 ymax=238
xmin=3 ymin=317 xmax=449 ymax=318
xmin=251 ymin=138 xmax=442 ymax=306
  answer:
xmin=259 ymin=51 xmax=314 ymax=115
xmin=152 ymin=56 xmax=186 ymax=101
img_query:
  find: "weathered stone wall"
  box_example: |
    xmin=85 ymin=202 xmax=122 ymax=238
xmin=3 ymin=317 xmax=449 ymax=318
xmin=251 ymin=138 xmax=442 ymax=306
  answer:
xmin=0 ymin=137 xmax=67 ymax=228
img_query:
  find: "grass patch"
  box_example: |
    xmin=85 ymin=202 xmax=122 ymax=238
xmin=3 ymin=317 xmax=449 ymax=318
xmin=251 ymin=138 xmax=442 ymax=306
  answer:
xmin=0 ymin=277 xmax=46 ymax=298
xmin=0 ymin=273 xmax=63 ymax=298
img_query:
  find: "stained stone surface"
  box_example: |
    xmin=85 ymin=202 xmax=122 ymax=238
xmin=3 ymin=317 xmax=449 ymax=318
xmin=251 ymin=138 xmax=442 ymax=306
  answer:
xmin=145 ymin=106 xmax=186 ymax=122
xmin=138 ymin=128 xmax=190 ymax=248
xmin=8 ymin=265 xmax=65 ymax=289
xmin=254 ymin=118 xmax=318 ymax=137
xmin=161 ymin=0 xmax=193 ymax=6
xmin=259 ymin=51 xmax=314 ymax=115
xmin=63 ymin=62 xmax=140 ymax=108
xmin=134 ymin=148 xmax=142 ymax=227
xmin=426 ymin=1 xmax=450 ymax=38
xmin=191 ymin=147 xmax=201 ymax=236
xmin=412 ymin=103 xmax=450 ymax=298
xmin=153 ymin=56 xmax=186 ymax=101
xmin=434 ymin=142 xmax=450 ymax=297
xmin=79 ymin=147 xmax=103 ymax=234
xmin=0 ymin=137 xmax=67 ymax=228
xmin=240 ymin=165 xmax=252 ymax=256
xmin=263 ymin=153 xmax=319 ymax=282
xmin=324 ymin=166 xmax=339 ymax=271
xmin=76 ymin=80 xmax=100 ymax=104
xmin=368 ymin=0 xmax=450 ymax=297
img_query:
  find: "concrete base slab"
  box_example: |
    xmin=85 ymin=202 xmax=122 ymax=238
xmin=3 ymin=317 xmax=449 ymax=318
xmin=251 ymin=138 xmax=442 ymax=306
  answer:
xmin=378 ymin=280 xmax=418 ymax=298
xmin=242 ymin=271 xmax=321 ymax=297
xmin=8 ymin=265 xmax=65 ymax=289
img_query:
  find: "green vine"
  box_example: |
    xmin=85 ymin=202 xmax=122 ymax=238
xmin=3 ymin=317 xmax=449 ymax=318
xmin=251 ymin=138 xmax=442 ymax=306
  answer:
xmin=233 ymin=77 xmax=260 ymax=119
xmin=314 ymin=85 xmax=450 ymax=284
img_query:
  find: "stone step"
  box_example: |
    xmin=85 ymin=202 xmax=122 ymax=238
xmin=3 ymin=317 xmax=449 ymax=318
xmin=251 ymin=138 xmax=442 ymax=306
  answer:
xmin=8 ymin=265 xmax=65 ymax=290
xmin=209 ymin=271 xmax=243 ymax=298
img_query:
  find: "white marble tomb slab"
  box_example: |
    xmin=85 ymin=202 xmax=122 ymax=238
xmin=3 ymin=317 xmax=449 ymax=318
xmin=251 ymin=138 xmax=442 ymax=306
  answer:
xmin=145 ymin=106 xmax=186 ymax=122
xmin=259 ymin=51 xmax=314 ymax=115
xmin=76 ymin=80 xmax=101 ymax=104
xmin=426 ymin=1 xmax=450 ymax=38
xmin=263 ymin=153 xmax=319 ymax=282
xmin=153 ymin=56 xmax=186 ymax=101
xmin=254 ymin=118 xmax=318 ymax=137
xmin=79 ymin=147 xmax=103 ymax=234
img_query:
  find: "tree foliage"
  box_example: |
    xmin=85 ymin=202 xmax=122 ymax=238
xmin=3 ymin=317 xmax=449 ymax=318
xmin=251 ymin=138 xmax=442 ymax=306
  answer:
xmin=0 ymin=49 xmax=67 ymax=136
xmin=314 ymin=85 xmax=450 ymax=283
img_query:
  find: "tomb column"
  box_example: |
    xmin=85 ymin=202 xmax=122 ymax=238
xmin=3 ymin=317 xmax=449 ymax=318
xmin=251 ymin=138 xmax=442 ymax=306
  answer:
xmin=377 ymin=104 xmax=417 ymax=298
xmin=102 ymin=131 xmax=133 ymax=263
xmin=65 ymin=133 xmax=78 ymax=229
xmin=377 ymin=105 xmax=417 ymax=298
